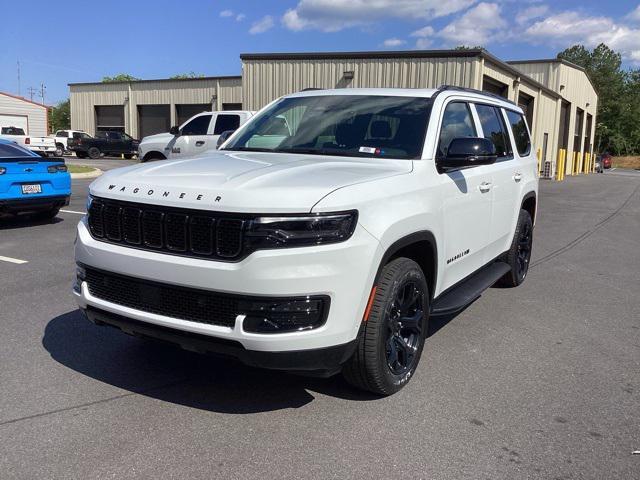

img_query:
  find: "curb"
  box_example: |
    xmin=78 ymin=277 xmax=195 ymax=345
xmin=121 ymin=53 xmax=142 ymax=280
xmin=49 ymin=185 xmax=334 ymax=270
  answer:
xmin=71 ymin=168 xmax=103 ymax=179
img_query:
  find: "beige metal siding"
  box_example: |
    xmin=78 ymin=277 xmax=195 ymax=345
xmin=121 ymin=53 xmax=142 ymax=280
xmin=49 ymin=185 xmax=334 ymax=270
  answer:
xmin=70 ymin=77 xmax=242 ymax=137
xmin=0 ymin=93 xmax=48 ymax=136
xmin=242 ymin=57 xmax=479 ymax=110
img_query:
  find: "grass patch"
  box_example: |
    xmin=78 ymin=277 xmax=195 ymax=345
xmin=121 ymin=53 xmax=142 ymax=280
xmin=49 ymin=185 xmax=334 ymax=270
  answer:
xmin=612 ymin=156 xmax=640 ymax=169
xmin=67 ymin=165 xmax=96 ymax=174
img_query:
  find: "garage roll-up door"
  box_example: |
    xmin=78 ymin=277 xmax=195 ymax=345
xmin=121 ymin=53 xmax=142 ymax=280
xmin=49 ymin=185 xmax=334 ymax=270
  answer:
xmin=0 ymin=114 xmax=29 ymax=133
xmin=95 ymin=106 xmax=125 ymax=133
xmin=176 ymin=104 xmax=210 ymax=126
xmin=138 ymin=105 xmax=170 ymax=138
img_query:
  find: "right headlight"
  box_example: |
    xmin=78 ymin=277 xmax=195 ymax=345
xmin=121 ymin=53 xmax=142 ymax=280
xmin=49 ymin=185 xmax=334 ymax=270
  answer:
xmin=244 ymin=211 xmax=358 ymax=250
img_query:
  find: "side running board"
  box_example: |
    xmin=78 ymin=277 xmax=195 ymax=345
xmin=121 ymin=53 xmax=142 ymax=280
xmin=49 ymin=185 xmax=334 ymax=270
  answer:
xmin=431 ymin=261 xmax=511 ymax=316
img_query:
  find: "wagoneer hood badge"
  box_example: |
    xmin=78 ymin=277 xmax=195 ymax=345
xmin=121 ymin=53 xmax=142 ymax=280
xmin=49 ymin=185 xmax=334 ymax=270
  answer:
xmin=89 ymin=150 xmax=412 ymax=214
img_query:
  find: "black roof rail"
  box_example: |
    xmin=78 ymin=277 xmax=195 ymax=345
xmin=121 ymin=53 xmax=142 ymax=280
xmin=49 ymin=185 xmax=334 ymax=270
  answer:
xmin=436 ymin=85 xmax=518 ymax=106
xmin=300 ymin=87 xmax=323 ymax=91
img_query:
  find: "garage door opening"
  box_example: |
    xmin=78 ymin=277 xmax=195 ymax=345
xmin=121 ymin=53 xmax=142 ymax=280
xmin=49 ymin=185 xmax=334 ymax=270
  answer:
xmin=482 ymin=76 xmax=508 ymax=98
xmin=176 ymin=104 xmax=211 ymax=126
xmin=138 ymin=105 xmax=170 ymax=138
xmin=95 ymin=105 xmax=125 ymax=133
xmin=0 ymin=114 xmax=29 ymax=134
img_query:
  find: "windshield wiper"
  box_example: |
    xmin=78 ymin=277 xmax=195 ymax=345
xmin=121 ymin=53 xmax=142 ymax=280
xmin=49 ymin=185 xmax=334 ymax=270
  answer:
xmin=274 ymin=147 xmax=354 ymax=157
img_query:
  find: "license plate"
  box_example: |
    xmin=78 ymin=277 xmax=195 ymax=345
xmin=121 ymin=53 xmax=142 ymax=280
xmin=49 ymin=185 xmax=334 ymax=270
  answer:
xmin=21 ymin=184 xmax=42 ymax=194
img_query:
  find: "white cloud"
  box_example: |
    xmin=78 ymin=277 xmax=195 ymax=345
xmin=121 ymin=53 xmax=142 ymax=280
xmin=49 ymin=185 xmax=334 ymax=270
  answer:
xmin=438 ymin=2 xmax=506 ymax=45
xmin=383 ymin=38 xmax=406 ymax=47
xmin=282 ymin=0 xmax=476 ymax=32
xmin=627 ymin=5 xmax=640 ymax=23
xmin=219 ymin=9 xmax=233 ymax=18
xmin=249 ymin=15 xmax=275 ymax=34
xmin=415 ymin=38 xmax=433 ymax=49
xmin=524 ymin=11 xmax=640 ymax=63
xmin=236 ymin=13 xmax=246 ymax=22
xmin=516 ymin=5 xmax=548 ymax=26
xmin=411 ymin=26 xmax=435 ymax=38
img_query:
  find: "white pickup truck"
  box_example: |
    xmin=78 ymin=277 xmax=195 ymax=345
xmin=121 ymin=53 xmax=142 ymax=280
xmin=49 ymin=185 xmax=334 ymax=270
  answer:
xmin=0 ymin=126 xmax=57 ymax=157
xmin=137 ymin=110 xmax=254 ymax=162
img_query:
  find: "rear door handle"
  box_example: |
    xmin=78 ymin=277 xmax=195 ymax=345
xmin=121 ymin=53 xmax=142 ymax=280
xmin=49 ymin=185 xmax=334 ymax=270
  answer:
xmin=513 ymin=172 xmax=522 ymax=182
xmin=195 ymin=141 xmax=205 ymax=147
xmin=479 ymin=182 xmax=492 ymax=193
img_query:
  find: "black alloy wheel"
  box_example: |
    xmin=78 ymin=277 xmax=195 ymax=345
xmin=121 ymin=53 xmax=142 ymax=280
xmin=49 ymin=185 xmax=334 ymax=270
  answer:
xmin=385 ymin=280 xmax=424 ymax=376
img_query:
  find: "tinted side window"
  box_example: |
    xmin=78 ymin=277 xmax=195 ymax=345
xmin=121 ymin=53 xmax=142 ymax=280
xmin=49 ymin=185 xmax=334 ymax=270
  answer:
xmin=181 ymin=115 xmax=211 ymax=135
xmin=506 ymin=110 xmax=531 ymax=156
xmin=107 ymin=132 xmax=121 ymax=140
xmin=475 ymin=105 xmax=512 ymax=159
xmin=437 ymin=102 xmax=476 ymax=157
xmin=57 ymin=131 xmax=69 ymax=137
xmin=214 ymin=114 xmax=241 ymax=135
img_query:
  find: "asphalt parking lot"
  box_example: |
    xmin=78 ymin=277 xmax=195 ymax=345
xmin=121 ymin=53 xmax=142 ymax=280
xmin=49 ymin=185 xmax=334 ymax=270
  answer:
xmin=1 ymin=168 xmax=639 ymax=479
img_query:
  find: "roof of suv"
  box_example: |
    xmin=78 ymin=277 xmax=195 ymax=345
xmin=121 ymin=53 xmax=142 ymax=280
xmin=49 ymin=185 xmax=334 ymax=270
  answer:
xmin=286 ymin=87 xmax=522 ymax=112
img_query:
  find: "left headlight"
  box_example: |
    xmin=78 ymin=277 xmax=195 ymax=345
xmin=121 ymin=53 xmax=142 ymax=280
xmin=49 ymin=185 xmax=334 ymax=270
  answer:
xmin=244 ymin=211 xmax=358 ymax=251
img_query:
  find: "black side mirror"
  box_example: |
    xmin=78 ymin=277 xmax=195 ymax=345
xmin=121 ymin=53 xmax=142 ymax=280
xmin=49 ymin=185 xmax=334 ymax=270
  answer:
xmin=439 ymin=137 xmax=497 ymax=171
xmin=169 ymin=126 xmax=180 ymax=136
xmin=216 ymin=130 xmax=235 ymax=149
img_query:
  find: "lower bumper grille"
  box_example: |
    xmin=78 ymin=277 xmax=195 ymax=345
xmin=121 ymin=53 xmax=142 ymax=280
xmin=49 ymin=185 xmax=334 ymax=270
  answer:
xmin=84 ymin=267 xmax=238 ymax=327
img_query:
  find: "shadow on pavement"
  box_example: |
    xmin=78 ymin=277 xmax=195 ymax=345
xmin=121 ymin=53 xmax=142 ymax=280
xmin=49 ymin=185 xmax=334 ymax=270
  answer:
xmin=43 ymin=310 xmax=384 ymax=414
xmin=0 ymin=215 xmax=63 ymax=230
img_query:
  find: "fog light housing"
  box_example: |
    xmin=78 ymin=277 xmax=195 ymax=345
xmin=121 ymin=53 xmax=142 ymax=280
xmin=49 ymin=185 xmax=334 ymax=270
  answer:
xmin=73 ymin=264 xmax=86 ymax=293
xmin=240 ymin=296 xmax=329 ymax=333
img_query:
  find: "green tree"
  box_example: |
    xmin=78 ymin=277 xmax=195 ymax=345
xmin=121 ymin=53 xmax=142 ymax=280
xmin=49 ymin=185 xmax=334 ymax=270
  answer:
xmin=169 ymin=72 xmax=205 ymax=79
xmin=49 ymin=99 xmax=70 ymax=132
xmin=557 ymin=44 xmax=640 ymax=155
xmin=102 ymin=73 xmax=139 ymax=82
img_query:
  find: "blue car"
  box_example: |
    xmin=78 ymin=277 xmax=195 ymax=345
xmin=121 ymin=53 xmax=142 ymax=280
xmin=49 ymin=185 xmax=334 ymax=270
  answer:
xmin=0 ymin=138 xmax=71 ymax=219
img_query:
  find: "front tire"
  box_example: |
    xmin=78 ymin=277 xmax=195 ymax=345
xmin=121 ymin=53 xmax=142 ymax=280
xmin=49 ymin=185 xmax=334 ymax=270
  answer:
xmin=88 ymin=147 xmax=101 ymax=159
xmin=55 ymin=144 xmax=64 ymax=157
xmin=343 ymin=258 xmax=429 ymax=396
xmin=498 ymin=209 xmax=533 ymax=287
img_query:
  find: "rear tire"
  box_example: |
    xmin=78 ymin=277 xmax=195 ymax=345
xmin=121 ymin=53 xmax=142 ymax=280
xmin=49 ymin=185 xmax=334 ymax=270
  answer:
xmin=55 ymin=144 xmax=64 ymax=157
xmin=88 ymin=147 xmax=101 ymax=159
xmin=123 ymin=154 xmax=134 ymax=159
xmin=498 ymin=209 xmax=533 ymax=287
xmin=343 ymin=257 xmax=429 ymax=396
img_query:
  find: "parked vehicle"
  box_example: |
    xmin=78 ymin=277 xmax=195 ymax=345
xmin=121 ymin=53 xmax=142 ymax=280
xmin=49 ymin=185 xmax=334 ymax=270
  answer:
xmin=138 ymin=111 xmax=254 ymax=162
xmin=74 ymin=87 xmax=538 ymax=395
xmin=601 ymin=153 xmax=612 ymax=169
xmin=0 ymin=138 xmax=71 ymax=218
xmin=68 ymin=131 xmax=139 ymax=159
xmin=0 ymin=126 xmax=57 ymax=157
xmin=52 ymin=130 xmax=92 ymax=156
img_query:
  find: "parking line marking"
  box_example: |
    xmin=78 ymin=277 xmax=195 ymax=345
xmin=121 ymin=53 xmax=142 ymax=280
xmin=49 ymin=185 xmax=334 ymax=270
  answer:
xmin=60 ymin=209 xmax=86 ymax=215
xmin=0 ymin=255 xmax=28 ymax=265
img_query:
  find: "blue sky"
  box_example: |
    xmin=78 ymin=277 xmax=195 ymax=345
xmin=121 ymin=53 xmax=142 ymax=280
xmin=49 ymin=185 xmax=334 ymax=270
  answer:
xmin=1 ymin=0 xmax=639 ymax=104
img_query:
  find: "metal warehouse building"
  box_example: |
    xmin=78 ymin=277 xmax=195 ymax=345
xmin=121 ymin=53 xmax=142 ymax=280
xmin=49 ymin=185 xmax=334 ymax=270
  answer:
xmin=0 ymin=92 xmax=49 ymax=137
xmin=70 ymin=49 xmax=597 ymax=177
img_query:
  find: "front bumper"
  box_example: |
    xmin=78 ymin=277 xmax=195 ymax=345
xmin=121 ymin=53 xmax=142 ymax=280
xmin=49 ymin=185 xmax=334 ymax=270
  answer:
xmin=74 ymin=217 xmax=382 ymax=354
xmin=0 ymin=194 xmax=70 ymax=214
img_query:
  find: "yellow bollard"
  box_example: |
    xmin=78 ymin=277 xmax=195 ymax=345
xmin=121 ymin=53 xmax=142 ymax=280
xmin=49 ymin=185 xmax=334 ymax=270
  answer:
xmin=556 ymin=149 xmax=566 ymax=181
xmin=536 ymin=148 xmax=542 ymax=176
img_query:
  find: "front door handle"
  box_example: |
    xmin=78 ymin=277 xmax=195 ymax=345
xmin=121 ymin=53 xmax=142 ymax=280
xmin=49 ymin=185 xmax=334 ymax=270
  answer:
xmin=195 ymin=141 xmax=205 ymax=147
xmin=479 ymin=182 xmax=492 ymax=193
xmin=513 ymin=172 xmax=522 ymax=182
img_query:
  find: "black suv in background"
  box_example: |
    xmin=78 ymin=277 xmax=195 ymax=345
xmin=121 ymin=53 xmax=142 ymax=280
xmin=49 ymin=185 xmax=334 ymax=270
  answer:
xmin=69 ymin=131 xmax=139 ymax=159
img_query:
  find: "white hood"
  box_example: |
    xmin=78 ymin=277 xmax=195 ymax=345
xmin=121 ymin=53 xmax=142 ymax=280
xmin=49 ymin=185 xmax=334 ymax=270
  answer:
xmin=89 ymin=150 xmax=412 ymax=213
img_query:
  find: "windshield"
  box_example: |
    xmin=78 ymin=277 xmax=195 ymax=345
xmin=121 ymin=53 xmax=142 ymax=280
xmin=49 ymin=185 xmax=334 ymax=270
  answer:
xmin=223 ymin=95 xmax=432 ymax=160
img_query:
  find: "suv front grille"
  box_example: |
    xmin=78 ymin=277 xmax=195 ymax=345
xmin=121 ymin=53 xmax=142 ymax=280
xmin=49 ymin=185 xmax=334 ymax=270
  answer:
xmin=84 ymin=267 xmax=238 ymax=327
xmin=88 ymin=197 xmax=245 ymax=261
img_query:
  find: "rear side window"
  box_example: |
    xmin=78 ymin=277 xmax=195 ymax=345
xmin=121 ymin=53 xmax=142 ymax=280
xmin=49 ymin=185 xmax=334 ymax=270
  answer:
xmin=214 ymin=114 xmax=241 ymax=135
xmin=57 ymin=131 xmax=69 ymax=138
xmin=475 ymin=105 xmax=513 ymax=159
xmin=437 ymin=102 xmax=476 ymax=157
xmin=181 ymin=114 xmax=211 ymax=135
xmin=505 ymin=110 xmax=531 ymax=156
xmin=1 ymin=127 xmax=25 ymax=135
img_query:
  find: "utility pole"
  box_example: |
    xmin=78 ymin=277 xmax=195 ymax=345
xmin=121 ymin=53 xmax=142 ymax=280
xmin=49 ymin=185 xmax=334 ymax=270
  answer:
xmin=17 ymin=60 xmax=21 ymax=96
xmin=27 ymin=86 xmax=37 ymax=102
xmin=40 ymin=82 xmax=46 ymax=105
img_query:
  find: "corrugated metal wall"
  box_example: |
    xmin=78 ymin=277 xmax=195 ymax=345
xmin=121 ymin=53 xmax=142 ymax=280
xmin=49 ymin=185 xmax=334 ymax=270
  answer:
xmin=70 ymin=77 xmax=242 ymax=137
xmin=242 ymin=57 xmax=480 ymax=111
xmin=0 ymin=93 xmax=48 ymax=136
